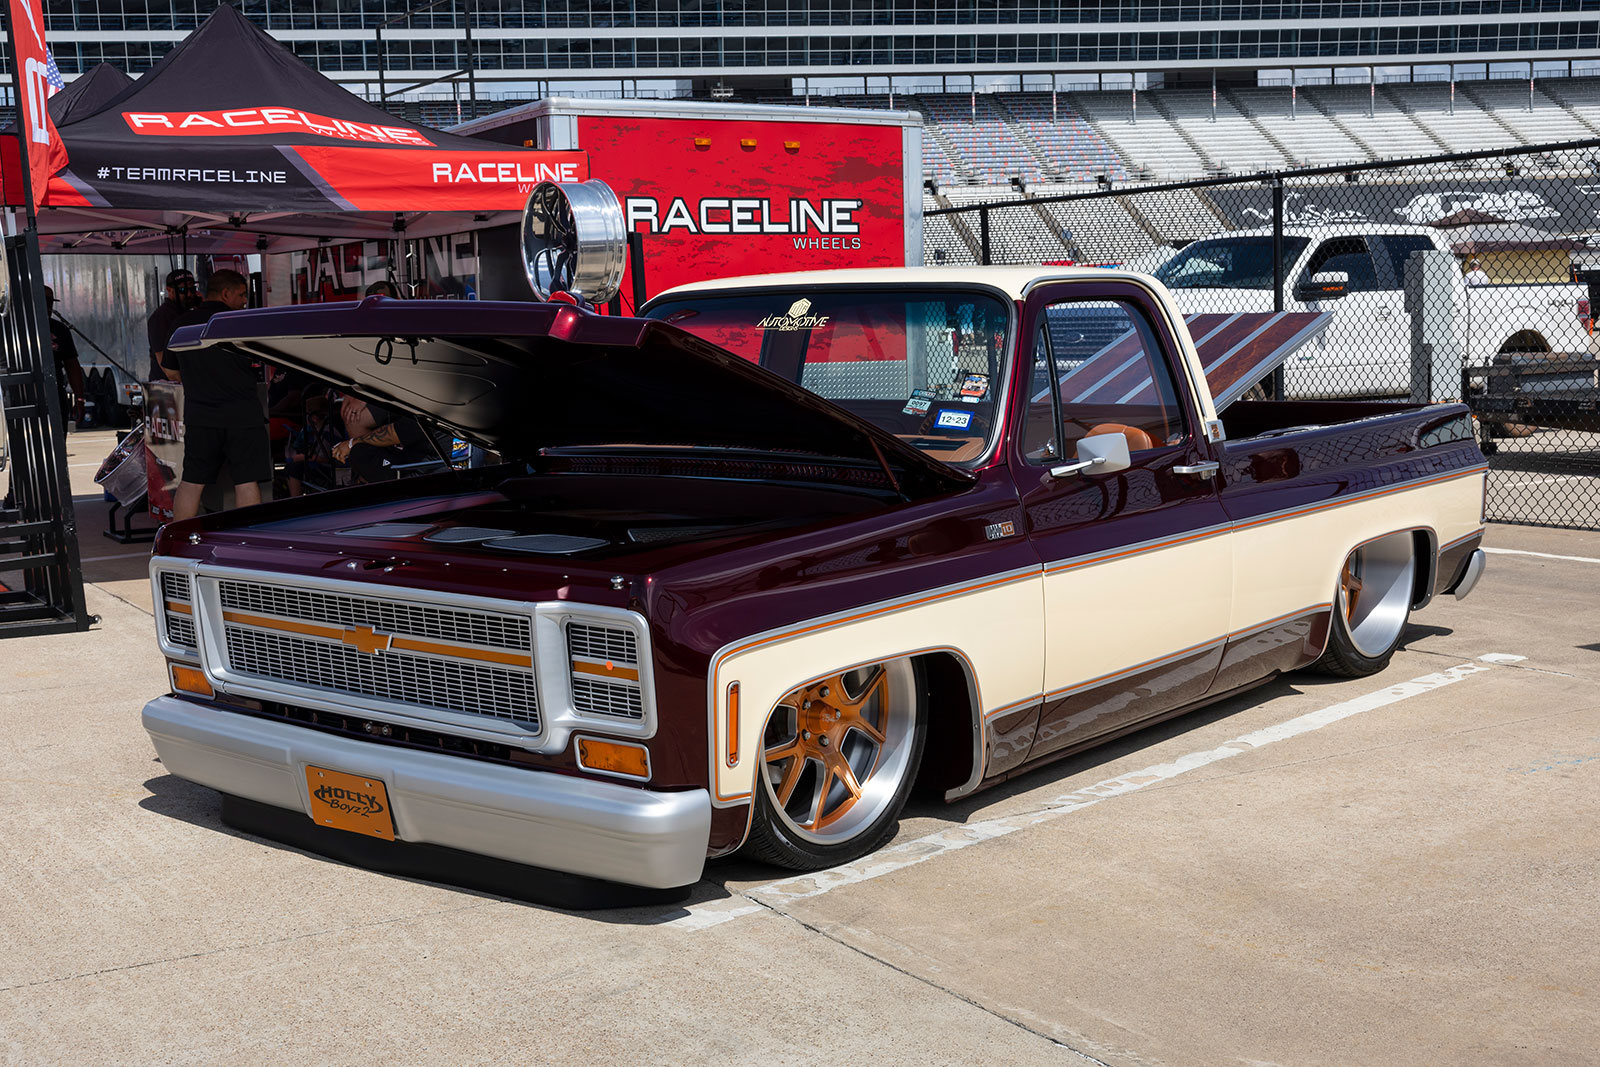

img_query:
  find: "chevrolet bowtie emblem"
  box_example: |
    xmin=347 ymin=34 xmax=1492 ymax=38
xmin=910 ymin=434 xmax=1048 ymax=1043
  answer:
xmin=341 ymin=625 xmax=393 ymax=655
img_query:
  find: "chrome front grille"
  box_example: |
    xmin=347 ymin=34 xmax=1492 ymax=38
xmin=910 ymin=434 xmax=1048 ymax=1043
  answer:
xmin=224 ymin=626 xmax=538 ymax=725
xmin=567 ymin=621 xmax=644 ymax=720
xmin=214 ymin=578 xmax=539 ymax=730
xmin=571 ymin=677 xmax=645 ymax=719
xmin=218 ymin=579 xmax=531 ymax=650
xmin=158 ymin=570 xmax=197 ymax=651
xmin=567 ymin=623 xmax=638 ymax=665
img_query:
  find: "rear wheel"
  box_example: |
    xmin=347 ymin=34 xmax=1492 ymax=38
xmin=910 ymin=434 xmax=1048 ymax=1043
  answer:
xmin=743 ymin=658 xmax=927 ymax=870
xmin=1310 ymin=532 xmax=1417 ymax=677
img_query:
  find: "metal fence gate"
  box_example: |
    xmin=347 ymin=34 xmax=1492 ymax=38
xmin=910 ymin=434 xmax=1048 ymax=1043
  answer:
xmin=0 ymin=229 xmax=91 ymax=637
xmin=928 ymin=137 xmax=1600 ymax=529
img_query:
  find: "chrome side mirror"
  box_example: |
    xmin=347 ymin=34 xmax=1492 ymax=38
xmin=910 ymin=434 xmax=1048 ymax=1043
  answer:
xmin=1050 ymin=432 xmax=1131 ymax=479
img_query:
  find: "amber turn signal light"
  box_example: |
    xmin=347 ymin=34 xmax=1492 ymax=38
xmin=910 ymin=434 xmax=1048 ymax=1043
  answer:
xmin=170 ymin=663 xmax=213 ymax=698
xmin=576 ymin=738 xmax=650 ymax=780
xmin=725 ymin=682 xmax=740 ymax=767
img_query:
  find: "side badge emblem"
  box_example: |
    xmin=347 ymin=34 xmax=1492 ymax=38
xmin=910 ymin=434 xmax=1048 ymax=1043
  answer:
xmin=984 ymin=520 xmax=1017 ymax=541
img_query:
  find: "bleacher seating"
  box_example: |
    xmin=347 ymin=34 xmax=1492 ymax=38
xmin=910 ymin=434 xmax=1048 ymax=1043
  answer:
xmin=1384 ymin=83 xmax=1522 ymax=152
xmin=916 ymin=94 xmax=1045 ymax=184
xmin=1063 ymin=91 xmax=1207 ymax=181
xmin=1298 ymin=84 xmax=1442 ymax=160
xmin=1226 ymin=87 xmax=1369 ymax=166
xmin=1153 ymin=90 xmax=1291 ymax=172
xmin=1540 ymin=79 xmax=1600 ymax=131
xmin=1000 ymin=94 xmax=1127 ymax=182
xmin=1467 ymin=80 xmax=1599 ymax=145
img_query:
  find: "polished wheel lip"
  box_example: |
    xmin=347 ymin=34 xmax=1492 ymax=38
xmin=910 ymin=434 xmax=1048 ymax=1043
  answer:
xmin=1339 ymin=533 xmax=1416 ymax=658
xmin=761 ymin=658 xmax=917 ymax=845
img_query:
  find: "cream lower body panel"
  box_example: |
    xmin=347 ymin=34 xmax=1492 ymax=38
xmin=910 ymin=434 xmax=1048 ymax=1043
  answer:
xmin=1226 ymin=471 xmax=1487 ymax=637
xmin=708 ymin=569 xmax=1046 ymax=806
xmin=1041 ymin=534 xmax=1232 ymax=701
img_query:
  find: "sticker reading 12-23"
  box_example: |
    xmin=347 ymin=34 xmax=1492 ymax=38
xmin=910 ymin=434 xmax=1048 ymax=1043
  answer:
xmin=934 ymin=409 xmax=973 ymax=430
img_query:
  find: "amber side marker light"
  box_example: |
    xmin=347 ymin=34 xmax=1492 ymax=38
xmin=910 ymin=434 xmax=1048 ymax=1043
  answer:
xmin=783 ymin=141 xmax=800 ymax=151
xmin=576 ymin=738 xmax=650 ymax=780
xmin=725 ymin=682 xmax=740 ymax=767
xmin=739 ymin=138 xmax=757 ymax=149
xmin=170 ymin=664 xmax=213 ymax=698
xmin=693 ymin=137 xmax=712 ymax=149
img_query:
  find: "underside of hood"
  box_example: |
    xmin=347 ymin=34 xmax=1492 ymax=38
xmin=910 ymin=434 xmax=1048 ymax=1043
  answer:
xmin=168 ymin=297 xmax=972 ymax=497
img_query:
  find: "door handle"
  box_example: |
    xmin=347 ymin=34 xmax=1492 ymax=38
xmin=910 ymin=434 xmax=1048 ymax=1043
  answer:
xmin=1172 ymin=461 xmax=1220 ymax=478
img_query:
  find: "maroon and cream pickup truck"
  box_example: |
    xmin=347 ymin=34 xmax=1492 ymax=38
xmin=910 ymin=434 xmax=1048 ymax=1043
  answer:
xmin=142 ymin=266 xmax=1488 ymax=894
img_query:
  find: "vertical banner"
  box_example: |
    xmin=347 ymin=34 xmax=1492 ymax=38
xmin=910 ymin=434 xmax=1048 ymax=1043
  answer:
xmin=5 ymin=0 xmax=69 ymax=213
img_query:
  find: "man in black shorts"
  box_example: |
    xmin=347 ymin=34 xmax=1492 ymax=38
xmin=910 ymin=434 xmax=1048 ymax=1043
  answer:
xmin=161 ymin=269 xmax=268 ymax=521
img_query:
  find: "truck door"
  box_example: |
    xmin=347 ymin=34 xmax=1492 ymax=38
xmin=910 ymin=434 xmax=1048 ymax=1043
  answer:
xmin=1012 ymin=283 xmax=1232 ymax=764
xmin=1288 ymin=236 xmax=1407 ymax=396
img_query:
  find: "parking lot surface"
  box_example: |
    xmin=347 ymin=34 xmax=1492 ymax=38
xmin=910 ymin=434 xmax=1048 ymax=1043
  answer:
xmin=2 ymin=429 xmax=1596 ymax=1066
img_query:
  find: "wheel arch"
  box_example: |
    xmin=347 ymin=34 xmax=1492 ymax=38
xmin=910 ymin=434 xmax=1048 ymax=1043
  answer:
xmin=1497 ymin=328 xmax=1552 ymax=355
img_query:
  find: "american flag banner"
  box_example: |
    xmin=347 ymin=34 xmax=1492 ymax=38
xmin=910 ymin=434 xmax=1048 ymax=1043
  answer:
xmin=44 ymin=46 xmax=64 ymax=95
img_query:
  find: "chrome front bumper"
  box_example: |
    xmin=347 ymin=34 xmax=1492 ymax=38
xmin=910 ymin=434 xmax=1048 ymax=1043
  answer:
xmin=142 ymin=696 xmax=711 ymax=889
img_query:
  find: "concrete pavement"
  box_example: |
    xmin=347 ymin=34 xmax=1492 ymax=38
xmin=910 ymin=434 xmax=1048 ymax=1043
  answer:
xmin=1 ymin=428 xmax=1595 ymax=1065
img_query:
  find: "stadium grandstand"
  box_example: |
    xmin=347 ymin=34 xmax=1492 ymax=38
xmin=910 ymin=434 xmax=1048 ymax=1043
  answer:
xmin=11 ymin=0 xmax=1600 ymax=259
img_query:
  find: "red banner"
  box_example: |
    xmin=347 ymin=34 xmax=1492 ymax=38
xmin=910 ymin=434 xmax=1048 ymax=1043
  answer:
xmin=6 ymin=0 xmax=68 ymax=213
xmin=286 ymin=146 xmax=589 ymax=211
xmin=123 ymin=107 xmax=434 ymax=147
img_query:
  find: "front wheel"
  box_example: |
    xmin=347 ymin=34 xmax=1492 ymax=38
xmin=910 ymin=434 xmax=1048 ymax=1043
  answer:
xmin=1309 ymin=532 xmax=1417 ymax=677
xmin=743 ymin=657 xmax=927 ymax=870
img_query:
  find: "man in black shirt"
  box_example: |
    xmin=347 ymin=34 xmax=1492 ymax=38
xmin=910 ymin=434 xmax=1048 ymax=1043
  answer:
xmin=146 ymin=268 xmax=196 ymax=381
xmin=44 ymin=287 xmax=83 ymax=429
xmin=162 ymin=269 xmax=268 ymax=521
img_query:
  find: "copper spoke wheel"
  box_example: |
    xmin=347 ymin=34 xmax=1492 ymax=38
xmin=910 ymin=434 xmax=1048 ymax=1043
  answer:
xmin=758 ymin=658 xmax=921 ymax=851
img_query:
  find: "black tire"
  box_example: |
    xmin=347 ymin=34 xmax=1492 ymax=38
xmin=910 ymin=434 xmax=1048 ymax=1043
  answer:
xmin=743 ymin=657 xmax=928 ymax=870
xmin=1310 ymin=532 xmax=1417 ymax=677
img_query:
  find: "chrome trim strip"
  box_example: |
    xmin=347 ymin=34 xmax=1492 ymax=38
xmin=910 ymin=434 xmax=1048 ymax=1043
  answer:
xmin=142 ymin=696 xmax=709 ymax=889
xmin=151 ymin=559 xmax=658 ymax=754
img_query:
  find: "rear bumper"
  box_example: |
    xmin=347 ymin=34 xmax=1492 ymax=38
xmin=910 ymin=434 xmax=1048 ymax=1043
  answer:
xmin=142 ymin=696 xmax=711 ymax=889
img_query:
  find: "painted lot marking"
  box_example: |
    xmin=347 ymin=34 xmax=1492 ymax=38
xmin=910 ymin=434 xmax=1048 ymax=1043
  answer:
xmin=673 ymin=662 xmax=1492 ymax=931
xmin=1481 ymin=547 xmax=1600 ymax=565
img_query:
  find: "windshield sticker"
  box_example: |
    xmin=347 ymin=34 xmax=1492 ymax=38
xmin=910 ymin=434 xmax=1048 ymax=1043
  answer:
xmin=958 ymin=373 xmax=989 ymax=399
xmin=934 ymin=409 xmax=973 ymax=430
xmin=902 ymin=388 xmax=936 ymax=416
xmin=756 ymin=297 xmax=831 ymax=332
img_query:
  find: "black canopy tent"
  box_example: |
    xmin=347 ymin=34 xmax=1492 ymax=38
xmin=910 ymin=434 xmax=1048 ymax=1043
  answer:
xmin=6 ymin=6 xmax=583 ymax=256
xmin=48 ymin=64 xmax=134 ymax=126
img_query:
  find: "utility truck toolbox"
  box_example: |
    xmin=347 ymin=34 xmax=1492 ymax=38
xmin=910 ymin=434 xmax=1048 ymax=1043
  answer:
xmin=142 ymin=182 xmax=1488 ymax=897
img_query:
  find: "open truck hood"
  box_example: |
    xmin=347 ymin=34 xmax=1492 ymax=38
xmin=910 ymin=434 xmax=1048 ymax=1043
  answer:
xmin=168 ymin=297 xmax=972 ymax=496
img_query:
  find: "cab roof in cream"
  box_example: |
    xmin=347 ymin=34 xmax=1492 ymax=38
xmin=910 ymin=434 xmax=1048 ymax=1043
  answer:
xmin=654 ymin=265 xmax=1152 ymax=304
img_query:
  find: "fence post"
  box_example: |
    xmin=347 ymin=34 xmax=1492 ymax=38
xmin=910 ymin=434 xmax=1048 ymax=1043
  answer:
xmin=1270 ymin=177 xmax=1286 ymax=401
xmin=980 ymin=206 xmax=991 ymax=266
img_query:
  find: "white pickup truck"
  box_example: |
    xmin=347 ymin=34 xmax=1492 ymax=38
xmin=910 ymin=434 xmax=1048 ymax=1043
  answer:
xmin=1149 ymin=224 xmax=1595 ymax=398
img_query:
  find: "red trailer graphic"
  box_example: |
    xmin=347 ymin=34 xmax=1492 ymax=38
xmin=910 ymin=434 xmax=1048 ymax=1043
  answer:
xmin=453 ymin=98 xmax=924 ymax=308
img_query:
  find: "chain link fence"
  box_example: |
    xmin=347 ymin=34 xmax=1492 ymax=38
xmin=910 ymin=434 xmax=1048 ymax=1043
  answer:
xmin=928 ymin=138 xmax=1600 ymax=529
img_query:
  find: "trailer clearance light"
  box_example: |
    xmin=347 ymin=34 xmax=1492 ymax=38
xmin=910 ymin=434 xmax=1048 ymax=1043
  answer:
xmin=784 ymin=141 xmax=800 ymax=152
xmin=576 ymin=737 xmax=650 ymax=780
xmin=739 ymin=138 xmax=757 ymax=149
xmin=693 ymin=137 xmax=712 ymax=149
xmin=169 ymin=663 xmax=214 ymax=698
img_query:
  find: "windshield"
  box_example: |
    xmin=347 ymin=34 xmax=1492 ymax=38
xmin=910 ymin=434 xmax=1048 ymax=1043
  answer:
xmin=644 ymin=288 xmax=1012 ymax=468
xmin=1153 ymin=235 xmax=1310 ymax=290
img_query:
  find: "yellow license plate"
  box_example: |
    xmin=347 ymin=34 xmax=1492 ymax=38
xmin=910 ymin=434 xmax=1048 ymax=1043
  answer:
xmin=305 ymin=766 xmax=395 ymax=841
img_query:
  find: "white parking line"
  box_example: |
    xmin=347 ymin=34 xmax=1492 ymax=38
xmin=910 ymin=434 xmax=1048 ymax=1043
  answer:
xmin=1481 ymin=547 xmax=1600 ymax=565
xmin=672 ymin=662 xmax=1492 ymax=931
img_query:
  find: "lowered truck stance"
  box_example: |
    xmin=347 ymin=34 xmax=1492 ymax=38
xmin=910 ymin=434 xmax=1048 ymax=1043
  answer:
xmin=142 ymin=267 xmax=1488 ymax=894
